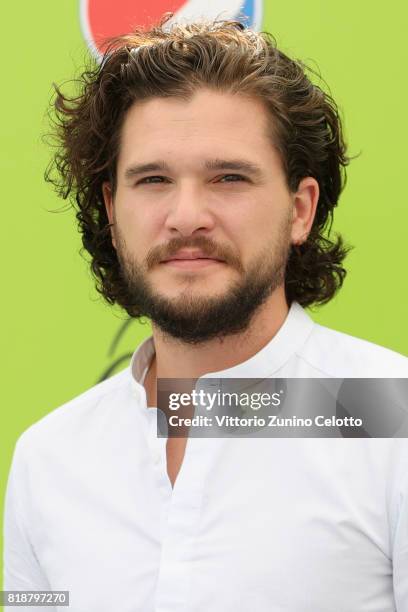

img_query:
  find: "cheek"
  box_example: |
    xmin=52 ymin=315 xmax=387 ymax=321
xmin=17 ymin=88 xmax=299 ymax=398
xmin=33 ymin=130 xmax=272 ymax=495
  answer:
xmin=116 ymin=202 xmax=163 ymax=248
xmin=215 ymin=212 xmax=262 ymax=266
xmin=234 ymin=203 xmax=291 ymax=260
xmin=226 ymin=202 xmax=271 ymax=239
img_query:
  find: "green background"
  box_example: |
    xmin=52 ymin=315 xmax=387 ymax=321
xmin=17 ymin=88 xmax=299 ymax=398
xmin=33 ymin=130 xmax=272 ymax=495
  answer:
xmin=1 ymin=0 xmax=408 ymax=593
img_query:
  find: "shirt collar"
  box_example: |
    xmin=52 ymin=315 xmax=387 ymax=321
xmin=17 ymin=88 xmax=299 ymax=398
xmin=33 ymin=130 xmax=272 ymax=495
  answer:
xmin=130 ymin=301 xmax=315 ymax=396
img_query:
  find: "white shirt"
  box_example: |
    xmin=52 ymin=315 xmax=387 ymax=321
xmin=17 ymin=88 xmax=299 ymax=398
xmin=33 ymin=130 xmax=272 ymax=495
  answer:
xmin=4 ymin=301 xmax=408 ymax=611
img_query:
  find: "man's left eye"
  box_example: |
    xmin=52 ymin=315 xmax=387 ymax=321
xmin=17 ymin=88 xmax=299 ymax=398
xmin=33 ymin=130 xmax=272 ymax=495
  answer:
xmin=219 ymin=174 xmax=246 ymax=182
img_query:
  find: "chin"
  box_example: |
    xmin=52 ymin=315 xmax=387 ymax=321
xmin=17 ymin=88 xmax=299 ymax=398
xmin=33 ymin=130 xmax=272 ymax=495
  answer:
xmin=159 ymin=286 xmax=227 ymax=303
xmin=155 ymin=274 xmax=231 ymax=292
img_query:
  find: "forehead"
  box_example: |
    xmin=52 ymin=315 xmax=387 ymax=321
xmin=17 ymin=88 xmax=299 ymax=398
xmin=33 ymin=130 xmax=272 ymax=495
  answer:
xmin=116 ymin=88 xmax=282 ymax=174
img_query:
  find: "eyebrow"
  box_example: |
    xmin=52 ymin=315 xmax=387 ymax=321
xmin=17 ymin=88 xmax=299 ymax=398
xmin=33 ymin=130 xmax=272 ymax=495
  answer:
xmin=123 ymin=158 xmax=264 ymax=181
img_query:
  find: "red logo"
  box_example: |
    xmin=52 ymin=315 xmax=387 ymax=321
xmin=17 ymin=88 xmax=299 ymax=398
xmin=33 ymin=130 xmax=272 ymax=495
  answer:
xmin=82 ymin=1 xmax=193 ymax=56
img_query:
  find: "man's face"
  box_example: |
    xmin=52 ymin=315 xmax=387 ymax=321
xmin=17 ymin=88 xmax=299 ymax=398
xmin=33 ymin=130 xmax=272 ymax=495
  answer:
xmin=103 ymin=88 xmax=316 ymax=344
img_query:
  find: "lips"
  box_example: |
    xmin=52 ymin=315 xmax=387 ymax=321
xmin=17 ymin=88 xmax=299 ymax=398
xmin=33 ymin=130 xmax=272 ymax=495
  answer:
xmin=161 ymin=250 xmax=224 ymax=263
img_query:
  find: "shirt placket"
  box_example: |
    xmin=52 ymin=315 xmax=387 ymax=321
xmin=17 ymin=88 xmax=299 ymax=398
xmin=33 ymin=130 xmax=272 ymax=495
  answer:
xmin=150 ymin=380 xmax=223 ymax=611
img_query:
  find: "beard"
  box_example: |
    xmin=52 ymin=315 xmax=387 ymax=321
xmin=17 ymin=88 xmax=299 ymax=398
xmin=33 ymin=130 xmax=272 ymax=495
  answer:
xmin=113 ymin=215 xmax=293 ymax=345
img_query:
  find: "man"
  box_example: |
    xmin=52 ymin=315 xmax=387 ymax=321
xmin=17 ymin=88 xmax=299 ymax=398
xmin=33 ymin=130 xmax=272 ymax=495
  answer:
xmin=4 ymin=15 xmax=408 ymax=612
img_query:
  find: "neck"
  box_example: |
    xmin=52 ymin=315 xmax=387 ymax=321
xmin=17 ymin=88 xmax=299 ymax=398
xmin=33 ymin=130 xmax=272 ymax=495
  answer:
xmin=148 ymin=287 xmax=289 ymax=381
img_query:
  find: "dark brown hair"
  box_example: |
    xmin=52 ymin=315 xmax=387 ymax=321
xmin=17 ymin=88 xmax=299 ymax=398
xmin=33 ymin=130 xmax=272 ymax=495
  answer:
xmin=45 ymin=14 xmax=352 ymax=311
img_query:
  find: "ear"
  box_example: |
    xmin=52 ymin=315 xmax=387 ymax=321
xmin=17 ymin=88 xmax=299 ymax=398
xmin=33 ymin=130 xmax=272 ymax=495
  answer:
xmin=102 ymin=181 xmax=117 ymax=249
xmin=290 ymin=177 xmax=319 ymax=245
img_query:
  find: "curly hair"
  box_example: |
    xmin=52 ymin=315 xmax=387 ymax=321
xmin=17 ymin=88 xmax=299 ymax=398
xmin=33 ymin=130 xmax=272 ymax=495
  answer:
xmin=45 ymin=13 xmax=352 ymax=312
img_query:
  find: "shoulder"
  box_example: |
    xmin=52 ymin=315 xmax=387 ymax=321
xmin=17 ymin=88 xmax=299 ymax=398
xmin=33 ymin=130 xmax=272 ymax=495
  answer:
xmin=14 ymin=367 xmax=133 ymax=458
xmin=298 ymin=321 xmax=408 ymax=378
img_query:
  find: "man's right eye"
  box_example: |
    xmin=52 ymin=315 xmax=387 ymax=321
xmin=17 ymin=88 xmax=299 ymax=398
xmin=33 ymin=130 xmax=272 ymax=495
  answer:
xmin=137 ymin=176 xmax=168 ymax=184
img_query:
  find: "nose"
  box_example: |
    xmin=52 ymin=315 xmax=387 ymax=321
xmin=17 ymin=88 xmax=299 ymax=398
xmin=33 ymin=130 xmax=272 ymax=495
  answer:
xmin=164 ymin=181 xmax=216 ymax=236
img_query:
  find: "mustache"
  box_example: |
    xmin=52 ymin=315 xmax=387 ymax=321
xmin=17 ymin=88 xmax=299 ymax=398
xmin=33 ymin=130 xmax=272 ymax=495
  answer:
xmin=145 ymin=235 xmax=244 ymax=272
